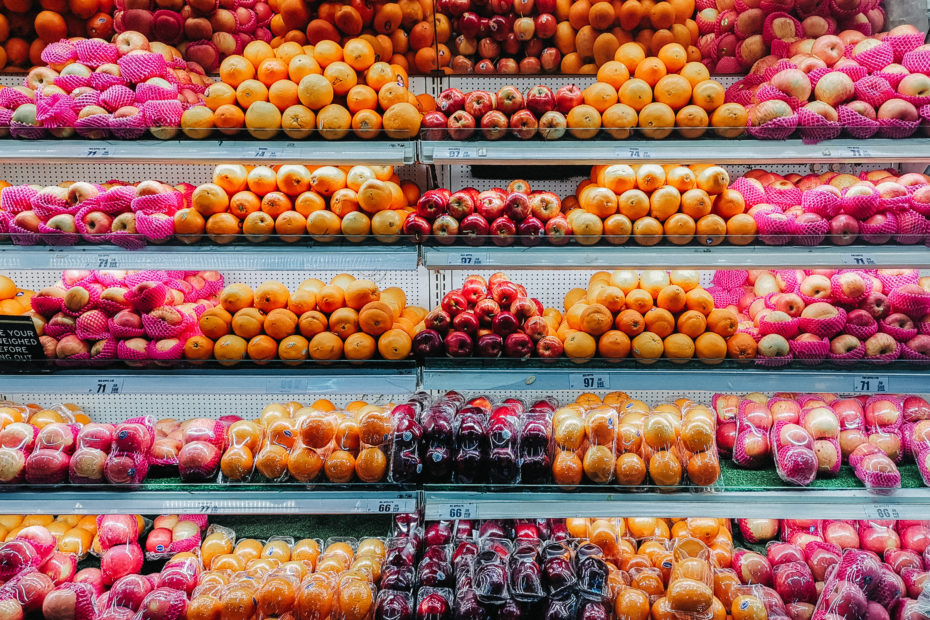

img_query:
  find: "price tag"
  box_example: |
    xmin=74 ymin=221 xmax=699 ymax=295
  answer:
xmin=362 ymin=498 xmax=416 ymax=513
xmin=616 ymin=147 xmax=652 ymax=159
xmin=251 ymin=143 xmax=300 ymax=160
xmin=90 ymin=378 xmax=125 ymax=394
xmin=853 ymin=375 xmax=889 ymax=393
xmin=843 ymin=253 xmax=876 ymax=266
xmin=443 ymin=503 xmax=477 ymax=520
xmin=569 ymin=373 xmax=610 ymax=390
xmin=863 ymin=504 xmax=900 ymax=519
xmin=447 ymin=251 xmax=487 ymax=266
xmin=95 ymin=254 xmax=119 ymax=269
xmin=85 ymin=147 xmax=110 ymax=158
xmin=846 ymin=146 xmax=873 ymax=158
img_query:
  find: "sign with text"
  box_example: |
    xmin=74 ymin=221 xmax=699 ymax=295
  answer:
xmin=0 ymin=315 xmax=41 ymax=366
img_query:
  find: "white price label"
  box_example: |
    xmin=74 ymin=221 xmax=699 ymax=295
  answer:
xmin=447 ymin=251 xmax=487 ymax=266
xmin=90 ymin=378 xmax=124 ymax=394
xmin=846 ymin=146 xmax=873 ymax=158
xmin=569 ymin=373 xmax=610 ymax=390
xmin=251 ymin=143 xmax=301 ymax=160
xmin=843 ymin=253 xmax=876 ymax=266
xmin=85 ymin=147 xmax=110 ymax=158
xmin=442 ymin=147 xmax=486 ymax=160
xmin=863 ymin=504 xmax=900 ymax=519
xmin=362 ymin=498 xmax=415 ymax=513
xmin=854 ymin=375 xmax=889 ymax=393
xmin=616 ymin=147 xmax=652 ymax=159
xmin=95 ymin=254 xmax=119 ymax=269
xmin=443 ymin=503 xmax=477 ymax=520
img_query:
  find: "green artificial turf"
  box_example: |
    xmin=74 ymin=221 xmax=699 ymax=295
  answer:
xmin=719 ymin=459 xmax=925 ymax=490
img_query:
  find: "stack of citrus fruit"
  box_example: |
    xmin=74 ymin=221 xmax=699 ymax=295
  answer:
xmin=191 ymin=534 xmax=383 ymax=620
xmin=574 ymin=42 xmax=747 ymax=139
xmin=566 ymin=163 xmax=757 ymax=246
xmin=182 ymin=38 xmax=427 ymax=140
xmin=555 ymin=269 xmax=742 ymax=364
xmin=181 ymin=163 xmax=419 ymax=245
xmin=184 ymin=275 xmax=425 ymax=365
xmin=0 ymin=275 xmax=33 ymax=316
xmin=0 ymin=0 xmax=113 ymax=69
xmin=551 ymin=392 xmax=720 ymax=489
xmin=219 ymin=399 xmax=392 ymax=485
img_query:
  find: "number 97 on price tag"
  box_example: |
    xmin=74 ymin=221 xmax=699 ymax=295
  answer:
xmin=569 ymin=373 xmax=609 ymax=390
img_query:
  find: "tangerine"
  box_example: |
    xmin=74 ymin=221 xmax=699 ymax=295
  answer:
xmin=553 ymin=449 xmax=584 ymax=487
xmin=615 ymin=452 xmax=647 ymax=485
xmin=324 ymin=449 xmax=356 ymax=482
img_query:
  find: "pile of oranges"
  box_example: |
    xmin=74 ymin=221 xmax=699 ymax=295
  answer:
xmin=219 ymin=399 xmax=392 ymax=484
xmin=0 ymin=275 xmax=32 ymax=316
xmin=192 ymin=532 xmax=383 ymax=620
xmin=566 ymin=517 xmax=768 ymax=620
xmin=554 ymin=270 xmax=741 ymax=364
xmin=573 ymin=42 xmax=747 ymax=139
xmin=181 ymin=38 xmax=426 ymax=140
xmin=183 ymin=275 xmax=425 ymax=365
xmin=0 ymin=0 xmax=112 ymax=69
xmin=565 ymin=164 xmax=757 ymax=246
xmin=180 ymin=163 xmax=419 ymax=245
xmin=272 ymin=0 xmax=440 ymax=74
xmin=0 ymin=513 xmax=98 ymax=558
xmin=551 ymin=392 xmax=720 ymax=489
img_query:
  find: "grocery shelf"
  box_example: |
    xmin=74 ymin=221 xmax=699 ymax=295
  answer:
xmin=422 ymin=244 xmax=929 ymax=270
xmin=0 ymin=244 xmax=419 ymax=271
xmin=420 ymin=364 xmax=927 ymax=393
xmin=0 ymin=140 xmax=417 ymax=165
xmin=0 ymin=367 xmax=417 ymax=395
xmin=423 ymin=489 xmax=930 ymax=519
xmin=0 ymin=489 xmax=418 ymax=515
xmin=419 ymin=138 xmax=930 ymax=164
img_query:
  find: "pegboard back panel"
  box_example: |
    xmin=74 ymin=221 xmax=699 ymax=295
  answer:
xmin=436 ymin=269 xmax=713 ymax=309
xmin=0 ymin=163 xmax=427 ymax=188
xmin=0 ymin=393 xmax=399 ymax=423
xmin=441 ymin=75 xmax=742 ymax=93
xmin=6 ymin=268 xmax=433 ymax=308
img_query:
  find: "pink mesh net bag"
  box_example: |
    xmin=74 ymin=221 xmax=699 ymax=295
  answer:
xmin=75 ymin=309 xmax=110 ymax=341
xmin=712 ymin=270 xmax=748 ymax=288
xmin=835 ymin=63 xmax=868 ymax=82
xmin=0 ymin=88 xmax=32 ymax=110
xmin=765 ymin=183 xmax=802 ymax=207
xmin=830 ymin=272 xmax=870 ymax=304
xmin=853 ymin=75 xmax=895 ymax=108
xmin=799 ymin=306 xmax=847 ymax=338
xmin=877 ymin=269 xmax=919 ymax=293
xmin=801 ymin=187 xmax=841 ymax=218
xmin=32 ymin=190 xmax=71 ymax=220
xmin=1 ymin=185 xmax=38 ymax=214
xmin=44 ymin=313 xmax=76 ymax=339
xmin=759 ymin=314 xmax=800 ymax=338
xmin=37 ymin=221 xmax=80 ymax=246
xmin=747 ymin=113 xmax=798 ymax=140
xmin=107 ymin=316 xmax=144 ymax=339
xmin=851 ymin=41 xmax=893 ymax=71
xmin=797 ymin=107 xmax=843 ymax=144
xmin=125 ymin=270 xmax=168 ymax=286
xmin=99 ymin=85 xmax=135 ymax=113
xmin=135 ymin=81 xmax=179 ymax=103
xmin=755 ymin=350 xmax=793 ymax=367
xmin=902 ymin=49 xmax=930 ymax=74
xmin=889 ymin=287 xmax=930 ymax=321
xmin=147 ymin=337 xmax=186 ymax=362
xmin=31 ymin=291 xmax=64 ymax=317
xmin=41 ymin=41 xmax=77 ymax=66
xmin=7 ymin=216 xmax=39 ymax=245
xmin=878 ymin=116 xmax=919 ymax=139
xmin=99 ymin=186 xmax=136 ymax=212
xmin=791 ymin=215 xmax=829 ymax=245
xmin=88 ymin=72 xmax=129 ymax=91
xmin=71 ymin=90 xmax=100 ymax=111
xmin=10 ymin=116 xmax=47 ymax=140
xmin=131 ymin=193 xmax=181 ymax=214
xmin=829 ymin=340 xmax=865 ymax=364
xmin=141 ymin=100 xmax=183 ymax=136
xmin=730 ymin=177 xmax=765 ymax=207
xmin=88 ymin=336 xmax=118 ymax=364
xmin=117 ymin=53 xmax=168 ymax=82
xmin=74 ymin=39 xmax=119 ymax=67
xmin=841 ymin=187 xmax=879 ymax=219
xmin=838 ymin=105 xmax=879 ymax=138
xmin=755 ymin=84 xmax=804 ymax=111
xmin=865 ymin=340 xmax=902 ymax=364
xmin=789 ymin=337 xmax=830 ymax=365
xmin=53 ymin=74 xmax=89 ymax=92
xmin=61 ymin=284 xmax=101 ymax=318
xmin=125 ymin=281 xmax=168 ymax=312
xmin=725 ymin=78 xmax=759 ymax=107
xmin=136 ymin=211 xmax=175 ymax=242
xmin=109 ymin=110 xmax=147 ymax=140
xmin=75 ymin=113 xmax=111 ymax=139
xmin=845 ymin=317 xmax=878 ymax=339
xmin=873 ymin=70 xmax=907 ymax=89
xmin=901 ymin=343 xmax=930 ymax=365
xmin=859 ymin=212 xmax=897 ymax=244
xmin=755 ymin=211 xmax=794 ymax=245
xmin=141 ymin=307 xmax=193 ymax=339
xmin=885 ymin=33 xmax=924 ymax=62
xmin=806 ymin=67 xmax=833 ymax=89
xmin=900 ymin=92 xmax=930 ymax=108
xmin=105 ymin=228 xmax=146 ymax=250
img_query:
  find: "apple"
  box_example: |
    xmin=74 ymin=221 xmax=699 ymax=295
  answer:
xmin=447 ymin=110 xmax=476 ymax=140
xmin=799 ymin=274 xmax=831 ymax=299
xmin=750 ymin=99 xmax=794 ymax=126
xmin=422 ymin=110 xmax=448 ymax=141
xmin=865 ymin=332 xmax=898 ymax=357
xmin=772 ymin=68 xmax=812 ymax=100
xmin=906 ymin=334 xmax=930 ymax=355
xmin=444 ymin=331 xmax=473 ymax=357
xmin=13 ymin=211 xmax=41 ymax=233
xmin=827 ymin=214 xmax=859 ymax=245
xmin=554 ymin=84 xmax=583 ymax=114
xmin=758 ymin=333 xmax=790 ymax=357
xmin=509 ymin=109 xmax=538 ymax=140
xmin=477 ymin=191 xmax=506 ymax=221
xmin=878 ymin=98 xmax=919 ymax=122
xmin=830 ymin=334 xmax=861 ymax=355
xmin=773 ymin=293 xmax=805 ymax=317
xmin=814 ymin=72 xmax=855 ymax=107
xmin=464 ymin=90 xmax=494 ymax=119
xmin=525 ymin=85 xmax=555 ymax=117
xmin=115 ymin=31 xmax=150 ymax=55
xmin=111 ymin=213 xmax=137 ymax=234
xmin=480 ymin=110 xmax=508 ymax=140
xmin=495 ymin=85 xmax=524 ymax=115
xmin=81 ymin=211 xmax=113 ymax=235
xmin=812 ymin=34 xmax=845 ymax=65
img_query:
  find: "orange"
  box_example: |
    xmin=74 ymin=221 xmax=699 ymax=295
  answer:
xmin=288 ymin=54 xmax=322 ymax=82
xmin=694 ymin=332 xmax=727 ymax=364
xmin=323 ymin=61 xmax=357 ymax=95
xmin=633 ymin=56 xmax=666 ymax=87
xmin=566 ymin=105 xmax=602 ymax=139
xmin=355 ymin=447 xmax=387 ymax=482
xmin=317 ymin=104 xmax=352 ymax=140
xmin=278 ymin=334 xmax=309 ymax=364
xmin=731 ymin=595 xmax=767 ymax=620
xmin=220 ymin=55 xmax=255 ymax=88
xmin=711 ymin=103 xmax=748 ymax=138
xmin=324 ymin=449 xmax=356 ymax=482
xmin=269 ymin=79 xmax=300 ymax=111
xmin=649 ymin=449 xmax=683 ymax=486
xmin=377 ymin=328 xmax=411 ymax=360
xmin=654 ymin=74 xmax=691 ymax=110
xmin=631 ymin=331 xmax=663 ymax=363
xmin=244 ymin=40 xmax=275 ymax=69
xmin=713 ymin=188 xmax=745 ymax=218
xmin=213 ymin=104 xmax=245 ymax=136
xmin=343 ymin=37 xmax=375 ymax=70
xmin=255 ymin=444 xmax=289 ymax=479
xmin=382 ymin=102 xmax=420 ymax=139
xmin=726 ymin=213 xmax=757 ymax=245
xmin=687 ymin=450 xmax=720 ymax=485
xmin=680 ymin=188 xmax=712 ymax=219
xmin=553 ymin=450 xmax=584 ymax=487
xmin=583 ymin=445 xmax=615 ymax=483
xmin=664 ymin=333 xmax=694 ymax=363
xmin=615 ymin=41 xmax=646 ymax=72
xmin=583 ymin=81 xmax=619 ymax=113
xmin=615 ymin=452 xmax=647 ymax=486
xmin=257 ymin=58 xmax=289 ymax=86
xmin=657 ymin=42 xmax=687 ymax=73
xmin=618 ymin=78 xmax=653 ymax=111
xmin=236 ymin=79 xmax=269 ymax=108
xmin=204 ymin=82 xmax=237 ymax=110
xmin=596 ymin=60 xmax=630 ymax=89
xmin=706 ymin=308 xmax=737 ymax=336
xmin=298 ymin=74 xmax=334 ymax=109
xmin=696 ymin=214 xmax=726 ymax=246
xmin=639 ymin=102 xmax=676 ymax=139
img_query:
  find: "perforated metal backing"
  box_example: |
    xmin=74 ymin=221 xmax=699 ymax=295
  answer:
xmin=0 ymin=393 xmax=396 ymax=423
xmin=442 ymin=74 xmax=742 ymax=93
xmin=0 ymin=162 xmax=427 ymax=187
xmin=6 ymin=267 xmax=432 ymax=307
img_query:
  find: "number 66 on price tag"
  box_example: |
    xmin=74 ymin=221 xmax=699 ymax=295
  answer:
xmin=445 ymin=503 xmax=476 ymax=519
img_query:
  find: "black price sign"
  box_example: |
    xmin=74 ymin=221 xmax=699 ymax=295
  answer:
xmin=0 ymin=315 xmax=42 ymax=366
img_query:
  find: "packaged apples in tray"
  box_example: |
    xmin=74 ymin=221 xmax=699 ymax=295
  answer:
xmin=771 ymin=421 xmax=818 ymax=486
xmin=105 ymin=416 xmax=154 ymax=487
xmin=812 ymin=547 xmax=903 ymax=620
xmin=143 ymin=515 xmax=204 ymax=562
xmin=69 ymin=423 xmax=114 ymax=485
xmin=865 ymin=395 xmax=905 ymax=464
xmin=519 ymin=398 xmax=557 ymax=485
xmin=177 ymin=417 xmax=227 ymax=482
xmin=733 ymin=396 xmax=774 ymax=469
